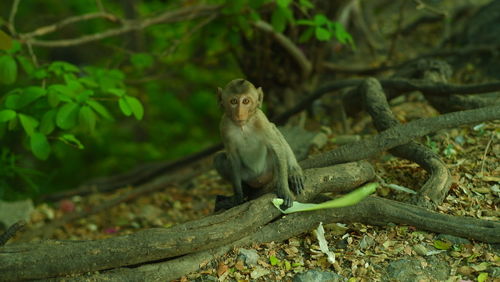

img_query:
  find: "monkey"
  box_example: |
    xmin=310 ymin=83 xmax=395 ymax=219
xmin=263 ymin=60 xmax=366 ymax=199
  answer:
xmin=214 ymin=78 xmax=304 ymax=210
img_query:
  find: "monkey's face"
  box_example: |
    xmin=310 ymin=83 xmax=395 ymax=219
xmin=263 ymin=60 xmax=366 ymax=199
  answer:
xmin=226 ymin=93 xmax=257 ymax=126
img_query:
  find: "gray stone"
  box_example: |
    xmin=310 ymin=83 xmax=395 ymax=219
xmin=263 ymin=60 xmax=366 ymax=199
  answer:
xmin=250 ymin=266 xmax=270 ymax=279
xmin=0 ymin=199 xmax=33 ymax=228
xmin=384 ymin=257 xmax=449 ymax=282
xmin=359 ymin=235 xmax=375 ymax=249
xmin=293 ymin=270 xmax=345 ymax=282
xmin=238 ymin=248 xmax=259 ymax=266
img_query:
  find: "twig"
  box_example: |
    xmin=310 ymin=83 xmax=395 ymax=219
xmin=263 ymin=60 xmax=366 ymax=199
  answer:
xmin=252 ymin=20 xmax=312 ymax=79
xmin=413 ymin=0 xmax=448 ymax=17
xmin=20 ymin=5 xmax=221 ymax=48
xmin=21 ymin=12 xmax=119 ymax=38
xmin=0 ymin=220 xmax=26 ymax=246
xmin=480 ymin=134 xmax=494 ymax=175
xmin=25 ymin=42 xmax=39 ymax=68
xmin=8 ymin=0 xmax=21 ymax=35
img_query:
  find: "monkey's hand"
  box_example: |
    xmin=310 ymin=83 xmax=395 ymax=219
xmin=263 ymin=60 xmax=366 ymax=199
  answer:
xmin=288 ymin=166 xmax=305 ymax=195
xmin=276 ymin=182 xmax=294 ymax=209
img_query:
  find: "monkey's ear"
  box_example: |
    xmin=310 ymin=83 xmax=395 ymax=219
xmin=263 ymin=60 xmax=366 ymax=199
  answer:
xmin=257 ymin=87 xmax=264 ymax=108
xmin=217 ymin=87 xmax=223 ymax=107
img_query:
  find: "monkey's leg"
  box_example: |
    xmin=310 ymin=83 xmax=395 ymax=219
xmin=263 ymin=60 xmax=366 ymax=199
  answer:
xmin=214 ymin=151 xmax=232 ymax=181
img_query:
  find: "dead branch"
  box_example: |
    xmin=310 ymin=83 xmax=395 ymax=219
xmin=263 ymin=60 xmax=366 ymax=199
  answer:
xmin=19 ymin=5 xmax=221 ymax=47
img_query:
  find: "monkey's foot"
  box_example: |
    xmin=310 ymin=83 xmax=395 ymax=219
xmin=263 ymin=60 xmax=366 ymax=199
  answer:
xmin=214 ymin=195 xmax=242 ymax=212
xmin=289 ymin=173 xmax=305 ymax=195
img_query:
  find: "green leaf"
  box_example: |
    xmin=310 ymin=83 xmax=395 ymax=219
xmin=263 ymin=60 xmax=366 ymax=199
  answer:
xmin=47 ymin=90 xmax=61 ymax=107
xmin=86 ymin=100 xmax=113 ymax=121
xmin=315 ymin=27 xmax=331 ymax=41
xmin=0 ymin=109 xmax=16 ymax=122
xmin=477 ymin=272 xmax=488 ymax=282
xmin=79 ymin=76 xmax=98 ymax=88
xmin=299 ymin=27 xmax=314 ymax=43
xmin=19 ymin=114 xmax=39 ymax=136
xmin=125 ymin=96 xmax=144 ymax=120
xmin=16 ymin=56 xmax=35 ymax=76
xmin=0 ymin=55 xmax=17 ymax=84
xmin=76 ymin=89 xmax=93 ymax=103
xmin=40 ymin=110 xmax=56 ymax=135
xmin=269 ymin=255 xmax=281 ymax=266
xmin=0 ymin=30 xmax=13 ymax=51
xmin=277 ymin=0 xmax=291 ymax=8
xmin=79 ymin=106 xmax=96 ymax=133
xmin=296 ymin=19 xmax=315 ymax=26
xmin=17 ymin=86 xmax=46 ymax=108
xmin=107 ymin=88 xmax=126 ymax=97
xmin=130 ymin=53 xmax=154 ymax=70
xmin=433 ymin=240 xmax=452 ymax=250
xmin=56 ymin=102 xmax=80 ymax=130
xmin=30 ymin=132 xmax=51 ymax=160
xmin=58 ymin=134 xmax=84 ymax=149
xmin=118 ymin=97 xmax=132 ymax=116
xmin=299 ymin=0 xmax=314 ymax=9
xmin=7 ymin=40 xmax=21 ymax=54
xmin=313 ymin=14 xmax=329 ymax=25
xmin=271 ymin=7 xmax=288 ymax=33
xmin=33 ymin=69 xmax=48 ymax=79
xmin=48 ymin=61 xmax=79 ymax=76
xmin=332 ymin=22 xmax=354 ymax=47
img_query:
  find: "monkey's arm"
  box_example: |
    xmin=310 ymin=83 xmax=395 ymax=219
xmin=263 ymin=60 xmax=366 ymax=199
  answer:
xmin=263 ymin=126 xmax=296 ymax=209
xmin=270 ymin=124 xmax=305 ymax=195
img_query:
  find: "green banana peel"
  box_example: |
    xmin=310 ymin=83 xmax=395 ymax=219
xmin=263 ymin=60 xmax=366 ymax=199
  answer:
xmin=273 ymin=182 xmax=379 ymax=214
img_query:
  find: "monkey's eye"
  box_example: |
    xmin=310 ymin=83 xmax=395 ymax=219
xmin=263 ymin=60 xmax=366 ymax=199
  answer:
xmin=230 ymin=98 xmax=238 ymax=105
xmin=242 ymin=98 xmax=250 ymax=105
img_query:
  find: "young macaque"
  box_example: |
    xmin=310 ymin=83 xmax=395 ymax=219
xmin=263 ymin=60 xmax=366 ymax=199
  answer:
xmin=214 ymin=79 xmax=304 ymax=210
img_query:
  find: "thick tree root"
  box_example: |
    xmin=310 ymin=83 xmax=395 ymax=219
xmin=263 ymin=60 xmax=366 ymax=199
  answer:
xmin=360 ymin=78 xmax=452 ymax=208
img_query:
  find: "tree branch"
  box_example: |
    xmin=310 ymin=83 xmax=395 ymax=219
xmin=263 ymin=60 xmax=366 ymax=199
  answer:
xmin=21 ymin=12 xmax=119 ymax=38
xmin=19 ymin=4 xmax=221 ymax=47
xmin=252 ymin=20 xmax=312 ymax=79
xmin=8 ymin=0 xmax=21 ymax=35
